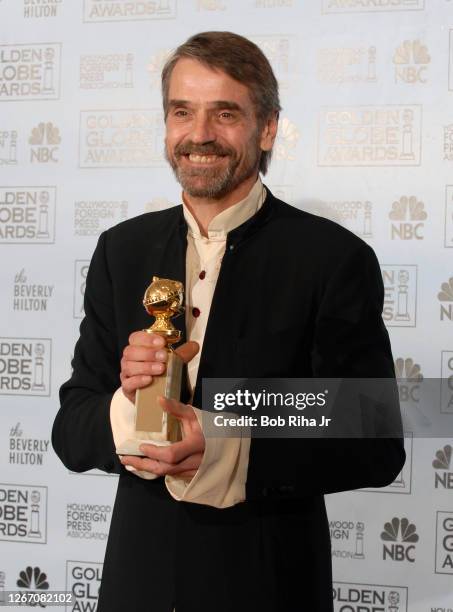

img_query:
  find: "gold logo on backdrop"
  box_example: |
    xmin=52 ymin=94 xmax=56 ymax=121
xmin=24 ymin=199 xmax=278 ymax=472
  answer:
xmin=445 ymin=186 xmax=453 ymax=248
xmin=318 ymin=47 xmax=377 ymax=84
xmin=275 ymin=117 xmax=299 ymax=161
xmin=83 ymin=0 xmax=177 ymax=22
xmin=80 ymin=54 xmax=134 ymax=90
xmin=444 ymin=125 xmax=453 ymax=161
xmin=393 ymin=40 xmax=430 ymax=84
xmin=29 ymin=122 xmax=61 ymax=146
xmin=389 ymin=195 xmax=426 ymax=241
xmin=197 ymin=0 xmax=226 ymax=9
xmin=382 ymin=265 xmax=417 ymax=327
xmin=322 ymin=0 xmax=424 ymax=13
xmin=147 ymin=50 xmax=172 ymax=89
xmin=439 ymin=278 xmax=453 ymax=322
xmin=29 ymin=122 xmax=61 ymax=163
xmin=318 ymin=105 xmax=421 ymax=167
xmin=0 ymin=131 xmax=18 ymax=165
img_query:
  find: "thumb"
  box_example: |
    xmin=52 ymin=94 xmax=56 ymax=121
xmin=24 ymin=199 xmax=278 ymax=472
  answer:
xmin=175 ymin=340 xmax=199 ymax=364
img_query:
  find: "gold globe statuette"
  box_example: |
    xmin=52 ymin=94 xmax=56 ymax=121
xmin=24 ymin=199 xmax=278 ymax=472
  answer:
xmin=133 ymin=277 xmax=185 ymax=454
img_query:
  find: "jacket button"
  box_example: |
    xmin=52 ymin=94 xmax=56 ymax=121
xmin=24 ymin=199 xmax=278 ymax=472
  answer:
xmin=192 ymin=307 xmax=201 ymax=318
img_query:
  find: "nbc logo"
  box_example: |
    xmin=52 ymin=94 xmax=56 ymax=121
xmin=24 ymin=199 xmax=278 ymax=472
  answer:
xmin=393 ymin=40 xmax=430 ymax=84
xmin=438 ymin=278 xmax=453 ymax=321
xmin=394 ymin=357 xmax=422 ymax=402
xmin=29 ymin=122 xmax=61 ymax=163
xmin=389 ymin=196 xmax=426 ymax=240
xmin=433 ymin=444 xmax=453 ymax=489
xmin=17 ymin=566 xmax=49 ymax=592
xmin=381 ymin=517 xmax=418 ymax=562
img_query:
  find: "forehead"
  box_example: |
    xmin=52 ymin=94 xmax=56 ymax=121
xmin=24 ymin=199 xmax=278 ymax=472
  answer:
xmin=168 ymin=58 xmax=253 ymax=107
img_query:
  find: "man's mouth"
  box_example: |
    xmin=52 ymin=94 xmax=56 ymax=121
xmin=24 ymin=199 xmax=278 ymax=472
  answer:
xmin=186 ymin=153 xmax=224 ymax=164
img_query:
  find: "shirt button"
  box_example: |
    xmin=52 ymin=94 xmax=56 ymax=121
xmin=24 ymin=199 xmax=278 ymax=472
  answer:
xmin=192 ymin=307 xmax=201 ymax=318
xmin=199 ymin=270 xmax=206 ymax=280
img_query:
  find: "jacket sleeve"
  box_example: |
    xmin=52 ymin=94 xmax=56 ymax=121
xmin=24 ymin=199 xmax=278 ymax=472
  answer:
xmin=52 ymin=231 xmax=122 ymax=474
xmin=245 ymin=241 xmax=406 ymax=501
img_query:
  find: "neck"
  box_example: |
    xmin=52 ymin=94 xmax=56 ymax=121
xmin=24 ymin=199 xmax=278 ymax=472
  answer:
xmin=182 ymin=173 xmax=258 ymax=237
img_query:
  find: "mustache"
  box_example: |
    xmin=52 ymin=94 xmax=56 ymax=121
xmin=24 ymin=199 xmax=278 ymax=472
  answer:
xmin=174 ymin=142 xmax=233 ymax=157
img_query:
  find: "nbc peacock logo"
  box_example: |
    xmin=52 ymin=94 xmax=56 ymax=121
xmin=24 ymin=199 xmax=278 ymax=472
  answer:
xmin=394 ymin=357 xmax=423 ymax=403
xmin=439 ymin=278 xmax=453 ymax=322
xmin=381 ymin=518 xmax=419 ymax=563
xmin=393 ymin=40 xmax=430 ymax=84
xmin=16 ymin=566 xmax=49 ymax=591
xmin=389 ymin=196 xmax=427 ymax=240
xmin=433 ymin=444 xmax=453 ymax=489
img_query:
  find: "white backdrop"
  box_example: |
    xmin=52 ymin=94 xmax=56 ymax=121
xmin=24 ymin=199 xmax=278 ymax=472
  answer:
xmin=1 ymin=1 xmax=453 ymax=610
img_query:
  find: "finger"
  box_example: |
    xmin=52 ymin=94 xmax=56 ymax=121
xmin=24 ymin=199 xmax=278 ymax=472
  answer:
xmin=123 ymin=345 xmax=168 ymax=363
xmin=139 ymin=437 xmax=203 ymax=464
xmin=121 ymin=358 xmax=165 ymax=378
xmin=120 ymin=453 xmax=201 ymax=477
xmin=158 ymin=396 xmax=195 ymax=422
xmin=128 ymin=331 xmax=166 ymax=349
xmin=121 ymin=374 xmax=153 ymax=395
xmin=175 ymin=341 xmax=199 ymax=364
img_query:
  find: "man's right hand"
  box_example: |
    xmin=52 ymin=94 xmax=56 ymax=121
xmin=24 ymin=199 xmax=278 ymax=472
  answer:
xmin=120 ymin=331 xmax=199 ymax=403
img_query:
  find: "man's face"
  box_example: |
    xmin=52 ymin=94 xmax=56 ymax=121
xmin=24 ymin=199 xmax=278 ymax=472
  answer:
xmin=165 ymin=58 xmax=272 ymax=199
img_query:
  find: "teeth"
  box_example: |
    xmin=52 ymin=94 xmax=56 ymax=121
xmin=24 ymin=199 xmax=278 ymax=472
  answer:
xmin=188 ymin=154 xmax=219 ymax=163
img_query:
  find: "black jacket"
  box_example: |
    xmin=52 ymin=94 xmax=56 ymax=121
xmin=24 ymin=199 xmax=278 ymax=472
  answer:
xmin=52 ymin=188 xmax=405 ymax=612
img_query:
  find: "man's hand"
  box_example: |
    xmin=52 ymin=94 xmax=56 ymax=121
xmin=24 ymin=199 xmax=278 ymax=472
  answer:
xmin=120 ymin=396 xmax=205 ymax=479
xmin=120 ymin=331 xmax=199 ymax=403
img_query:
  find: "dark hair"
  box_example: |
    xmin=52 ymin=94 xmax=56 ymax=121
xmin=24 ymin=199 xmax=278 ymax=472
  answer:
xmin=161 ymin=31 xmax=281 ymax=175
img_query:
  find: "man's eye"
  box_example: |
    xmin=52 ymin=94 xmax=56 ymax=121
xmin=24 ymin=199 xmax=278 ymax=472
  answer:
xmin=174 ymin=110 xmax=188 ymax=117
xmin=219 ymin=112 xmax=234 ymax=119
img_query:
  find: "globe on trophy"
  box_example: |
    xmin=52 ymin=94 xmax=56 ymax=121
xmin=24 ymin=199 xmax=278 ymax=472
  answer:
xmin=116 ymin=277 xmax=184 ymax=456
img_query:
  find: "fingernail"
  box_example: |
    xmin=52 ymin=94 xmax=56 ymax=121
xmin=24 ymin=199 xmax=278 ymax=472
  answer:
xmin=152 ymin=336 xmax=164 ymax=347
xmin=152 ymin=363 xmax=164 ymax=374
xmin=155 ymin=350 xmax=167 ymax=361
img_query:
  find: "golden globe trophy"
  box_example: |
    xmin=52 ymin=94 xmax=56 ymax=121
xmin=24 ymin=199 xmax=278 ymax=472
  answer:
xmin=116 ymin=277 xmax=184 ymax=457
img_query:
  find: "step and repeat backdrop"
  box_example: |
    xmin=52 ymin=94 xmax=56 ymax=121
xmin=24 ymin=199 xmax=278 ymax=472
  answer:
xmin=1 ymin=0 xmax=453 ymax=610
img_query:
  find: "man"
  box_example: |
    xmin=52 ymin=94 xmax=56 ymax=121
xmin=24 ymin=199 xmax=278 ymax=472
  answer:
xmin=52 ymin=32 xmax=405 ymax=612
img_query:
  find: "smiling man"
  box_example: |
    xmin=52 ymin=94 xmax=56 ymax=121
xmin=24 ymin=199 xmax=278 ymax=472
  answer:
xmin=52 ymin=32 xmax=405 ymax=612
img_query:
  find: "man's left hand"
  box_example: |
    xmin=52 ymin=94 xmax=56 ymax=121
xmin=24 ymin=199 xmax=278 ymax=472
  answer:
xmin=120 ymin=396 xmax=205 ymax=480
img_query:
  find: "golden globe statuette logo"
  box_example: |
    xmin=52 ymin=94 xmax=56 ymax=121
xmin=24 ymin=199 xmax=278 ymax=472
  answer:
xmin=66 ymin=561 xmax=102 ymax=609
xmin=382 ymin=265 xmax=417 ymax=327
xmin=0 ymin=131 xmax=18 ymax=165
xmin=389 ymin=196 xmax=427 ymax=240
xmin=0 ymin=186 xmax=56 ymax=244
xmin=393 ymin=40 xmax=430 ymax=84
xmin=318 ymin=105 xmax=422 ymax=167
xmin=116 ymin=277 xmax=184 ymax=457
xmin=0 ymin=43 xmax=61 ymax=101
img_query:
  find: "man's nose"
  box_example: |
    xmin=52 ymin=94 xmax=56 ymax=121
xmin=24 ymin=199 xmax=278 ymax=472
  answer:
xmin=191 ymin=113 xmax=215 ymax=144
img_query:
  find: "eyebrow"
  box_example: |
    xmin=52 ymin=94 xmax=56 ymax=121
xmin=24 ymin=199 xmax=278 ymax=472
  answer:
xmin=168 ymin=99 xmax=244 ymax=112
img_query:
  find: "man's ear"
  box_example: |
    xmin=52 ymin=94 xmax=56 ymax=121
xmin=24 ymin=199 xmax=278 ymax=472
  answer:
xmin=260 ymin=112 xmax=279 ymax=151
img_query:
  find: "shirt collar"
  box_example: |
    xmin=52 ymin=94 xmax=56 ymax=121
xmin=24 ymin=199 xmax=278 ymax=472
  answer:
xmin=182 ymin=177 xmax=265 ymax=240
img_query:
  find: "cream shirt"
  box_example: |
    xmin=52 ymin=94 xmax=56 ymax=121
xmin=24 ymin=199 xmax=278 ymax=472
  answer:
xmin=110 ymin=178 xmax=265 ymax=508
